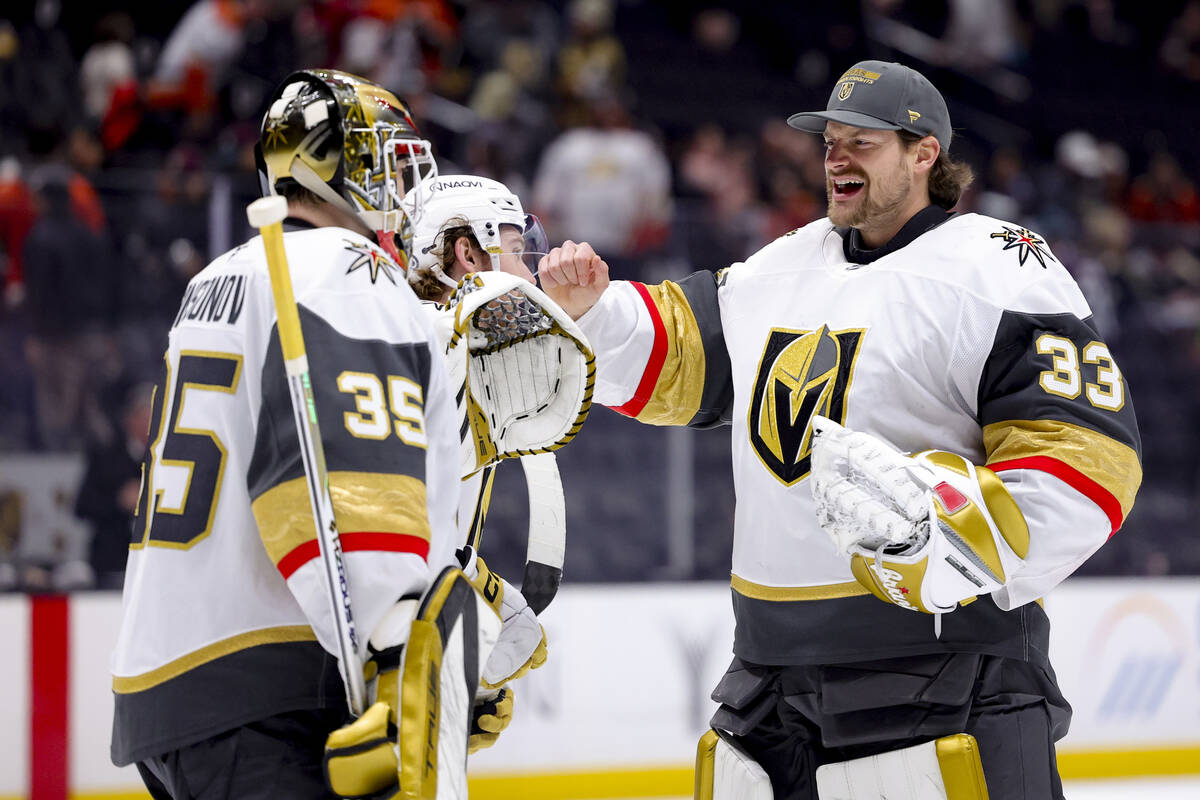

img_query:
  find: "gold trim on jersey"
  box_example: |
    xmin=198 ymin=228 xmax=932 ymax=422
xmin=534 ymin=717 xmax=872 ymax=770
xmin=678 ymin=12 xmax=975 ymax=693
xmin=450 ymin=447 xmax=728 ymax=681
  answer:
xmin=982 ymin=419 xmax=1141 ymax=519
xmin=112 ymin=625 xmax=317 ymax=693
xmin=731 ymin=574 xmax=870 ymax=601
xmin=253 ymin=471 xmax=430 ymax=567
xmin=635 ymin=281 xmax=706 ymax=426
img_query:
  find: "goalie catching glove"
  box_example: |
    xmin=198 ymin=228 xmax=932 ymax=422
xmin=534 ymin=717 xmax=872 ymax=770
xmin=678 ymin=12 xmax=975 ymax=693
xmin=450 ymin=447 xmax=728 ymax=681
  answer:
xmin=457 ymin=545 xmax=548 ymax=688
xmin=440 ymin=271 xmax=595 ymax=477
xmin=809 ymin=415 xmax=1030 ymax=614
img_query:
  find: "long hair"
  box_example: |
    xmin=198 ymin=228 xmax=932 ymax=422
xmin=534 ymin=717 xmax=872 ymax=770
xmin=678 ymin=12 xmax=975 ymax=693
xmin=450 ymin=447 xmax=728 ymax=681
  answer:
xmin=898 ymin=130 xmax=974 ymax=210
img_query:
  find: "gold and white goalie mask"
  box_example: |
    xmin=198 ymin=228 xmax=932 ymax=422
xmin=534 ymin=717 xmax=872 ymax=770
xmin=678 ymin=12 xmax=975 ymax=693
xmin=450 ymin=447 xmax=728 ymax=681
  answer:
xmin=257 ymin=68 xmax=437 ymax=269
xmin=437 ymin=271 xmax=595 ymax=477
xmin=809 ymin=415 xmax=1030 ymax=615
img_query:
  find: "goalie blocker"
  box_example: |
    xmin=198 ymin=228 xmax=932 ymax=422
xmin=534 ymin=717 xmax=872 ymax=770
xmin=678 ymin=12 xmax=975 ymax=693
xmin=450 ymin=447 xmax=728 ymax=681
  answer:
xmin=695 ymin=730 xmax=988 ymax=800
xmin=323 ymin=566 xmax=503 ymax=800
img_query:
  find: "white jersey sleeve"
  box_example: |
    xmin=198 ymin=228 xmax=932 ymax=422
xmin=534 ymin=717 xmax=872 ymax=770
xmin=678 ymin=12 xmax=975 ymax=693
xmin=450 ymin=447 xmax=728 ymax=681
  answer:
xmin=576 ymin=270 xmax=733 ymax=427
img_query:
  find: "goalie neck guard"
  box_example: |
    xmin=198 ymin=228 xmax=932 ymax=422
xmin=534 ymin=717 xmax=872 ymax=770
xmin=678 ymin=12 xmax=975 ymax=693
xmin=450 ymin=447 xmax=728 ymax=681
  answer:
xmin=406 ymin=175 xmax=549 ymax=291
xmin=256 ymin=69 xmax=438 ymax=266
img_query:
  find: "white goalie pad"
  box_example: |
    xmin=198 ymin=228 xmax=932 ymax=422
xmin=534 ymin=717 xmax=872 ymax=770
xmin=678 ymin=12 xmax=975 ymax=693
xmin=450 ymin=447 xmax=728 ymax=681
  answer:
xmin=815 ymin=734 xmax=989 ymax=800
xmin=397 ymin=567 xmax=502 ymax=799
xmin=695 ymin=730 xmax=773 ymax=800
xmin=442 ymin=272 xmax=595 ymax=477
xmin=325 ymin=568 xmax=501 ymax=800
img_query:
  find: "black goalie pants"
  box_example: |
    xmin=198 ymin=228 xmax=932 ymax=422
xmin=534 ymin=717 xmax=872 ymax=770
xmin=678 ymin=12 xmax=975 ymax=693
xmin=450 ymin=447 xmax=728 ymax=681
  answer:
xmin=710 ymin=652 xmax=1071 ymax=800
xmin=135 ymin=709 xmax=349 ymax=800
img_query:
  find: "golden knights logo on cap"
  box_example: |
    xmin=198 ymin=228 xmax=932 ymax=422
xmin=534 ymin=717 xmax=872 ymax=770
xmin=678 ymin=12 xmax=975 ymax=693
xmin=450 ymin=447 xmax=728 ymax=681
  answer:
xmin=838 ymin=82 xmax=854 ymax=101
xmin=748 ymin=325 xmax=865 ymax=485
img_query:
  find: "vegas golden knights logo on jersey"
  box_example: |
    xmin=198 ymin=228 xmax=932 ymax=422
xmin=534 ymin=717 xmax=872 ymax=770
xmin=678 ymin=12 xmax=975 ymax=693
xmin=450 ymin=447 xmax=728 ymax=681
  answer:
xmin=748 ymin=325 xmax=864 ymax=485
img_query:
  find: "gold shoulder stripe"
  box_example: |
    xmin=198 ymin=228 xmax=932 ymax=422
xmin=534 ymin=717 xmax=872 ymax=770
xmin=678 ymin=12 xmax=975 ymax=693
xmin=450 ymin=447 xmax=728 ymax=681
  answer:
xmin=636 ymin=281 xmax=707 ymax=426
xmin=731 ymin=574 xmax=870 ymax=601
xmin=113 ymin=625 xmax=317 ymax=693
xmin=254 ymin=471 xmax=430 ymax=568
xmin=983 ymin=419 xmax=1141 ymax=523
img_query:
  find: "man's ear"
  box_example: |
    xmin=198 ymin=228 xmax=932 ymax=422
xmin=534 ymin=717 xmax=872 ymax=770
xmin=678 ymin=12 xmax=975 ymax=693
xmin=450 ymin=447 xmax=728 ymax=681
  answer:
xmin=914 ymin=136 xmax=940 ymax=175
xmin=453 ymin=236 xmax=479 ymax=271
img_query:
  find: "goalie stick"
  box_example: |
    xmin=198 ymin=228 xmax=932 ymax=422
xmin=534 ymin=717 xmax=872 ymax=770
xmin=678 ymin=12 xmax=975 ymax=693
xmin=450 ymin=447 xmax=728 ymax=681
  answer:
xmin=246 ymin=195 xmax=367 ymax=717
xmin=461 ymin=455 xmax=565 ymax=616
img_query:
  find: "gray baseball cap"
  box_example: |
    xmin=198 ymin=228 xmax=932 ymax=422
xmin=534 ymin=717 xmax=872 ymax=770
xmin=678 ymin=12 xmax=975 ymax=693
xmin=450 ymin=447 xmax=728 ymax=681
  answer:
xmin=787 ymin=61 xmax=952 ymax=150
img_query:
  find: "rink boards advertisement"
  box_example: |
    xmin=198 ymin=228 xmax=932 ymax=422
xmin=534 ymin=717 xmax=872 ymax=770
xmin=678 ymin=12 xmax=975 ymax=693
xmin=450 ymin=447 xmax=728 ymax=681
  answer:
xmin=1 ymin=578 xmax=1199 ymax=799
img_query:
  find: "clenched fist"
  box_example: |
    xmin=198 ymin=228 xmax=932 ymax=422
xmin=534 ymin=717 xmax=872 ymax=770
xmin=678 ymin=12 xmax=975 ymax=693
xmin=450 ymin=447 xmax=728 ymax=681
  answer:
xmin=537 ymin=240 xmax=610 ymax=320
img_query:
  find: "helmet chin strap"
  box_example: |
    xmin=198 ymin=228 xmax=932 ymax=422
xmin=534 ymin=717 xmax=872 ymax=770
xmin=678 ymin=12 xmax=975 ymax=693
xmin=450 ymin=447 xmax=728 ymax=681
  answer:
xmin=288 ymin=158 xmax=367 ymax=225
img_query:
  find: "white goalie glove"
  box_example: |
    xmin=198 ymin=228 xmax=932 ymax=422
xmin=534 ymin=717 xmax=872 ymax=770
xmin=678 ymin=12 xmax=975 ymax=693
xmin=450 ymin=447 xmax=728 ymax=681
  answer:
xmin=809 ymin=416 xmax=1031 ymax=614
xmin=439 ymin=271 xmax=595 ymax=478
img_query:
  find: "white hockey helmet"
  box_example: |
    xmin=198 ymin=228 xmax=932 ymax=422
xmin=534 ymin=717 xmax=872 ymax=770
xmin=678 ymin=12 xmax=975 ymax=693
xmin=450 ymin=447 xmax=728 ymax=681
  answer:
xmin=405 ymin=175 xmax=549 ymax=291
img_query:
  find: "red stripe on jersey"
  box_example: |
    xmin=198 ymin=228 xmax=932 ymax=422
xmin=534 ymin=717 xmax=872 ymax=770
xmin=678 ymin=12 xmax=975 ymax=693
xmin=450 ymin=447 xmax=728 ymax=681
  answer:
xmin=989 ymin=455 xmax=1124 ymax=536
xmin=612 ymin=282 xmax=668 ymax=418
xmin=277 ymin=532 xmax=430 ymax=579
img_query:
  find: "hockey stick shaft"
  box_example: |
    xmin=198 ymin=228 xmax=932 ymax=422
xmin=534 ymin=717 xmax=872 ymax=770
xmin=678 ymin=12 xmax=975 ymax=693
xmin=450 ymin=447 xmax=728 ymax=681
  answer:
xmin=247 ymin=196 xmax=367 ymax=717
xmin=519 ymin=452 xmax=565 ymax=615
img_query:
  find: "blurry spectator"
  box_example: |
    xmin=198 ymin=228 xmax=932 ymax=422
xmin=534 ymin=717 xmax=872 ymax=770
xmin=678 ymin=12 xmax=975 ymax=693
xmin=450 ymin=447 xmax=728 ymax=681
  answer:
xmin=1125 ymin=150 xmax=1200 ymax=223
xmin=0 ymin=158 xmax=36 ymax=308
xmin=0 ymin=1 xmax=79 ymax=155
xmin=22 ymin=165 xmax=121 ymax=450
xmin=5 ymin=123 xmax=108 ymax=294
xmin=532 ymin=94 xmax=671 ymax=260
xmin=460 ymin=0 xmax=561 ymax=77
xmin=756 ymin=119 xmax=824 ymax=237
xmin=463 ymin=40 xmax=555 ymax=189
xmin=148 ymin=0 xmax=264 ymax=116
xmin=941 ymin=0 xmax=1022 ymax=70
xmin=675 ymin=125 xmax=767 ymax=268
xmin=980 ymin=145 xmax=1038 ymax=218
xmin=74 ymin=381 xmax=152 ymax=590
xmin=555 ymin=0 xmax=625 ymax=123
xmin=337 ymin=0 xmax=459 ymax=96
xmin=80 ymin=12 xmax=142 ymax=152
xmin=1161 ymin=0 xmax=1200 ymax=81
xmin=116 ymin=148 xmax=210 ymax=379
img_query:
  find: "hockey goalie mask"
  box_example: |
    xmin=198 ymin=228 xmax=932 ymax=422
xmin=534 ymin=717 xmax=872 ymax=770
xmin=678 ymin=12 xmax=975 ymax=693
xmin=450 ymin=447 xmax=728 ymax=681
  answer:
xmin=406 ymin=175 xmax=549 ymax=291
xmin=257 ymin=69 xmax=437 ymax=267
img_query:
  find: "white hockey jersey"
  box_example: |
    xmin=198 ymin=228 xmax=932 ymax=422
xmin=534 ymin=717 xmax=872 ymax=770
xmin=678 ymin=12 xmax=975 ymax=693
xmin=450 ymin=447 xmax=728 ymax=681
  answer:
xmin=111 ymin=223 xmax=461 ymax=764
xmin=579 ymin=210 xmax=1141 ymax=667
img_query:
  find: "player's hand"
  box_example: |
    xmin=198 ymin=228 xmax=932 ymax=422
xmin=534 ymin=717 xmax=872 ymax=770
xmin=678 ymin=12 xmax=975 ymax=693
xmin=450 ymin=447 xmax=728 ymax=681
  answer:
xmin=537 ymin=240 xmax=610 ymax=320
xmin=469 ymin=686 xmax=515 ymax=753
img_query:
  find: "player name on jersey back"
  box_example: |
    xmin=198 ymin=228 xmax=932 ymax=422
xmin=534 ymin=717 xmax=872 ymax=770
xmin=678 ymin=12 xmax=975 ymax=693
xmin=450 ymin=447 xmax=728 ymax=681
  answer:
xmin=171 ymin=273 xmax=249 ymax=328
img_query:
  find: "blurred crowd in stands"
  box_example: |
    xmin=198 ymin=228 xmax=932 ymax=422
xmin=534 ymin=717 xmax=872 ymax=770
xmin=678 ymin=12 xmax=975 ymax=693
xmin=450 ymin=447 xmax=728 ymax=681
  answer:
xmin=1 ymin=0 xmax=1198 ymax=589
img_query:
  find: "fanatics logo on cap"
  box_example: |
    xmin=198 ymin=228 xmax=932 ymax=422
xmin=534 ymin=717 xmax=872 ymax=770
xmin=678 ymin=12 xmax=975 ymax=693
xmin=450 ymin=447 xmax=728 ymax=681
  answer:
xmin=907 ymin=109 xmax=921 ymax=124
xmin=838 ymin=82 xmax=854 ymax=101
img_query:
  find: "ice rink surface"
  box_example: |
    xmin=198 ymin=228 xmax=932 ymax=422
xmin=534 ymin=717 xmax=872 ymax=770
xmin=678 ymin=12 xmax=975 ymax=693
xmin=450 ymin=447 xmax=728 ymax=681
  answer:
xmin=1063 ymin=776 xmax=1200 ymax=798
xmin=601 ymin=776 xmax=1200 ymax=800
